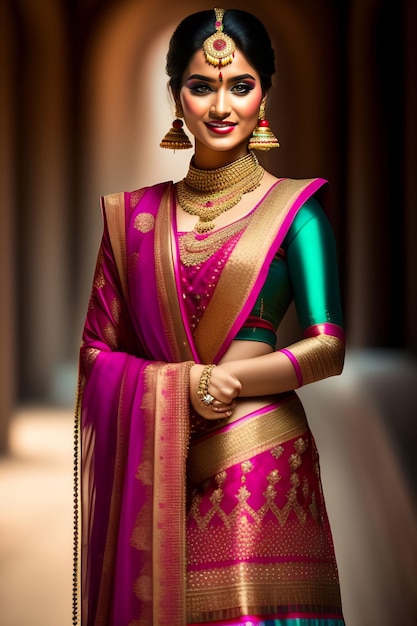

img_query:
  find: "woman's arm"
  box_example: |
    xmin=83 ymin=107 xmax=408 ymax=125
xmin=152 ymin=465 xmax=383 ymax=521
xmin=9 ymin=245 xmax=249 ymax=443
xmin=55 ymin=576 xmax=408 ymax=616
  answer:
xmin=207 ymin=198 xmax=345 ymax=399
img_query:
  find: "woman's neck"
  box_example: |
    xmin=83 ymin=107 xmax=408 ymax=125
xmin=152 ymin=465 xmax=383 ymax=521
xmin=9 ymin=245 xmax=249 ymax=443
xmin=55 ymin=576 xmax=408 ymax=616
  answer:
xmin=192 ymin=142 xmax=250 ymax=170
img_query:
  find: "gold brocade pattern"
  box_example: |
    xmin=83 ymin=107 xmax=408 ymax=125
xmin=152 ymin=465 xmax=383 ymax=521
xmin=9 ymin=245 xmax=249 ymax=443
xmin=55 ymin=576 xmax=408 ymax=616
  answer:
xmin=133 ymin=575 xmax=152 ymax=602
xmin=111 ymin=297 xmax=121 ymax=323
xmin=188 ymin=397 xmax=307 ymax=484
xmin=93 ymin=248 xmax=105 ymax=289
xmin=187 ymin=561 xmax=342 ymax=620
xmin=131 ymin=361 xmax=193 ymax=625
xmin=83 ymin=347 xmax=100 ymax=368
xmin=134 ymin=212 xmax=155 ymax=233
xmin=102 ymin=192 xmax=128 ymax=301
xmin=189 ymin=435 xmax=311 ymax=532
xmin=287 ymin=334 xmax=345 ymax=385
xmin=103 ymin=323 xmax=119 ymax=350
xmin=154 ymin=186 xmax=194 ymax=362
xmin=186 ymin=401 xmax=342 ymax=622
xmin=129 ymin=188 xmax=146 ymax=211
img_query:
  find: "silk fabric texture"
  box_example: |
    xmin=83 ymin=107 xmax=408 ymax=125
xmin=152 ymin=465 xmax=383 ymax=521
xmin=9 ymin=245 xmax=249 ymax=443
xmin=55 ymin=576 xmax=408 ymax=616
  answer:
xmin=77 ymin=179 xmax=344 ymax=625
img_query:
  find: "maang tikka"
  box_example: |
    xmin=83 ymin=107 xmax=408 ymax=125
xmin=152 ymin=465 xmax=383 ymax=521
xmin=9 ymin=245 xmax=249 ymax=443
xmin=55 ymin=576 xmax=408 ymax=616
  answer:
xmin=203 ymin=8 xmax=236 ymax=71
xmin=160 ymin=103 xmax=193 ymax=150
xmin=248 ymin=101 xmax=280 ymax=151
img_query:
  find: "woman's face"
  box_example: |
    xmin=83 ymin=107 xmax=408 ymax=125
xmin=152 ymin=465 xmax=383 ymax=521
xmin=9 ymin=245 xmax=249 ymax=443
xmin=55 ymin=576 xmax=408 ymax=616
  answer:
xmin=179 ymin=48 xmax=264 ymax=161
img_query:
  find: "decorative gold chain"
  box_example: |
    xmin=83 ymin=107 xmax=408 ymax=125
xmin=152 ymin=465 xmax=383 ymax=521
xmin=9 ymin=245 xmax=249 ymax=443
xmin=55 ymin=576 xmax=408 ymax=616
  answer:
xmin=177 ymin=151 xmax=264 ymax=233
xmin=178 ymin=214 xmax=251 ymax=266
xmin=197 ymin=364 xmax=216 ymax=400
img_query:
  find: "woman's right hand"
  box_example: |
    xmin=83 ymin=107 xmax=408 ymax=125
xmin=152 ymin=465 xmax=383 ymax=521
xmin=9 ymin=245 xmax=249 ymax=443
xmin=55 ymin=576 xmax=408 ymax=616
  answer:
xmin=189 ymin=364 xmax=241 ymax=420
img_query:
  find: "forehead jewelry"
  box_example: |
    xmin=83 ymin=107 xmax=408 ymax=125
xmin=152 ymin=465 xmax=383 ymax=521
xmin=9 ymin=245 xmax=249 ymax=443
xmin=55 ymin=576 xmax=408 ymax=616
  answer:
xmin=203 ymin=7 xmax=236 ymax=74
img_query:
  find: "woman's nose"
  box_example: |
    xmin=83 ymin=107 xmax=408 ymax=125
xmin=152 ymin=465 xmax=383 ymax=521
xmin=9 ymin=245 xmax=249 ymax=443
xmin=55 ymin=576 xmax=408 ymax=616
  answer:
xmin=211 ymin=89 xmax=231 ymax=118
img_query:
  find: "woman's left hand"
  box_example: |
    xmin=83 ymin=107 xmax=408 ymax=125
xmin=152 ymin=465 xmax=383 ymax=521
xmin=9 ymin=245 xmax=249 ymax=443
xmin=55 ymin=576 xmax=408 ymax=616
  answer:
xmin=189 ymin=364 xmax=241 ymax=420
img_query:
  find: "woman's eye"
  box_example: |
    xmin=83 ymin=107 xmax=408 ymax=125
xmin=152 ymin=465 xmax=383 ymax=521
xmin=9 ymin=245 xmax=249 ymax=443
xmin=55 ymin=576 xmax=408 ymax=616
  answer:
xmin=232 ymin=83 xmax=253 ymax=95
xmin=189 ymin=83 xmax=212 ymax=95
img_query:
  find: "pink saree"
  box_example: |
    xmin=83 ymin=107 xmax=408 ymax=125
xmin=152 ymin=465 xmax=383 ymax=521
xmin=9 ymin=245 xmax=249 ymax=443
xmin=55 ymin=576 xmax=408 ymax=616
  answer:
xmin=75 ymin=179 xmax=344 ymax=626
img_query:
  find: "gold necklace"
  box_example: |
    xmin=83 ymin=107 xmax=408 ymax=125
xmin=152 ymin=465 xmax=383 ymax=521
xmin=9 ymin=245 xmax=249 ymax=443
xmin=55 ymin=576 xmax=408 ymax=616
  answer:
xmin=179 ymin=215 xmax=252 ymax=266
xmin=177 ymin=151 xmax=264 ymax=233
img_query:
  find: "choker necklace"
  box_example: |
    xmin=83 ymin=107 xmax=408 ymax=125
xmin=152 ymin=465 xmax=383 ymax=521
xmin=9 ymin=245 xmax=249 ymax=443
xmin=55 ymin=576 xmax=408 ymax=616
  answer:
xmin=176 ymin=151 xmax=264 ymax=233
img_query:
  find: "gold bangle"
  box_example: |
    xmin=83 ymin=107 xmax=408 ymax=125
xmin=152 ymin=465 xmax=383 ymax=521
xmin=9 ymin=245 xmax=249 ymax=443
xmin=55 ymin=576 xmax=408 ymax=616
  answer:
xmin=197 ymin=364 xmax=216 ymax=402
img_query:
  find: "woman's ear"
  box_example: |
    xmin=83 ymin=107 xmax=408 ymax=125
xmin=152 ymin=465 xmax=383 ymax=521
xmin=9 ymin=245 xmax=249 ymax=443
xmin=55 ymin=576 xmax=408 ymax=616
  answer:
xmin=261 ymin=93 xmax=269 ymax=109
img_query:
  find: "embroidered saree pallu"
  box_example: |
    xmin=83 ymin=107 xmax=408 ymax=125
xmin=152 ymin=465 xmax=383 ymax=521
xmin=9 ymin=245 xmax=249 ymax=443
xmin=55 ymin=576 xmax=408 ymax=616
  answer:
xmin=186 ymin=395 xmax=343 ymax=626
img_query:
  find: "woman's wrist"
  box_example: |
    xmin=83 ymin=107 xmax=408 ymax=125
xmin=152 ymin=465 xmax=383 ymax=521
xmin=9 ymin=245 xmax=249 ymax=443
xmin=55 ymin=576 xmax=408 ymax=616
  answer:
xmin=196 ymin=364 xmax=216 ymax=405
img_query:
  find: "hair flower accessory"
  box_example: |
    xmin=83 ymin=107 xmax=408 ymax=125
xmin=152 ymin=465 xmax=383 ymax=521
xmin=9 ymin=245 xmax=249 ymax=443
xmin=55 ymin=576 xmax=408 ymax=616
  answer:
xmin=203 ymin=8 xmax=236 ymax=68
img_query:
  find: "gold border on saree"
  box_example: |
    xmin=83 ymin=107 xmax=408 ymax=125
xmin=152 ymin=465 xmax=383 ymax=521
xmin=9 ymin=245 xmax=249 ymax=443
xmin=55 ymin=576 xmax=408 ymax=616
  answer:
xmin=187 ymin=396 xmax=308 ymax=484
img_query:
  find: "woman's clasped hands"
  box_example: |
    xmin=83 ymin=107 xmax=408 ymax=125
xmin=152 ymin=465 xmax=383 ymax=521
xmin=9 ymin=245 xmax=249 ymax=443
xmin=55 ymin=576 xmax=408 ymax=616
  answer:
xmin=190 ymin=363 xmax=242 ymax=420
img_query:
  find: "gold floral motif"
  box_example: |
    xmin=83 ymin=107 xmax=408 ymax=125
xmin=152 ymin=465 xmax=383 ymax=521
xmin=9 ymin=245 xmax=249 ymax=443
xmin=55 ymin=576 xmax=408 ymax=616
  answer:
xmin=111 ymin=297 xmax=121 ymax=323
xmin=288 ymin=452 xmax=302 ymax=472
xmin=105 ymin=194 xmax=118 ymax=207
xmin=134 ymin=212 xmax=155 ymax=233
xmin=93 ymin=248 xmax=105 ymax=289
xmin=267 ymin=469 xmax=281 ymax=485
xmin=263 ymin=483 xmax=277 ymax=501
xmin=103 ymin=323 xmax=119 ymax=350
xmin=240 ymin=460 xmax=253 ymax=483
xmin=215 ymin=470 xmax=227 ymax=486
xmin=131 ymin=501 xmax=152 ymax=550
xmin=135 ymin=459 xmax=153 ymax=485
xmin=210 ymin=487 xmax=224 ymax=506
xmin=83 ymin=347 xmax=100 ymax=365
xmin=130 ymin=188 xmax=146 ymax=211
xmin=189 ymin=453 xmax=318 ymax=531
xmin=81 ymin=347 xmax=100 ymax=375
xmin=133 ymin=575 xmax=152 ymax=601
xmin=191 ymin=485 xmax=230 ymax=530
xmin=270 ymin=445 xmax=284 ymax=459
xmin=241 ymin=460 xmax=253 ymax=475
xmin=237 ymin=485 xmax=250 ymax=503
xmin=294 ymin=436 xmax=309 ymax=455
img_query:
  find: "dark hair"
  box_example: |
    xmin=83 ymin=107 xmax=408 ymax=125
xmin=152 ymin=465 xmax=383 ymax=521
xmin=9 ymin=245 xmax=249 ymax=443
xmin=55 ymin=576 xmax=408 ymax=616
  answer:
xmin=166 ymin=9 xmax=275 ymax=98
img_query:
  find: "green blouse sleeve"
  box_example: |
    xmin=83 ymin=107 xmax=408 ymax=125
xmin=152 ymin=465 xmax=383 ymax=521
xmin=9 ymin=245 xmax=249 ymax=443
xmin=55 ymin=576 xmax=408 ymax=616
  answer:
xmin=284 ymin=197 xmax=344 ymax=330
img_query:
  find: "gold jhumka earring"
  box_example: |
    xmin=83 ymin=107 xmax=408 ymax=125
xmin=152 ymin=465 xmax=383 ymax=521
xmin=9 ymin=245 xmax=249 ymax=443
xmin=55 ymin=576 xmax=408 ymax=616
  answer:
xmin=248 ymin=101 xmax=280 ymax=151
xmin=160 ymin=103 xmax=193 ymax=150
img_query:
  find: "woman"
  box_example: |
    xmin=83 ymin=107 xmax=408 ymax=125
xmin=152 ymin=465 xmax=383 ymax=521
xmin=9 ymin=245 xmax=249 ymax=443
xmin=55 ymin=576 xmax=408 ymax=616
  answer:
xmin=74 ymin=8 xmax=345 ymax=626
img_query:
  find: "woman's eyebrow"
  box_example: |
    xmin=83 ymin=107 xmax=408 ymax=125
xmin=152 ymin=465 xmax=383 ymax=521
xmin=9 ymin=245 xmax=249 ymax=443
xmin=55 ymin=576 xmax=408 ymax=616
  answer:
xmin=228 ymin=74 xmax=256 ymax=82
xmin=186 ymin=73 xmax=256 ymax=83
xmin=186 ymin=74 xmax=217 ymax=82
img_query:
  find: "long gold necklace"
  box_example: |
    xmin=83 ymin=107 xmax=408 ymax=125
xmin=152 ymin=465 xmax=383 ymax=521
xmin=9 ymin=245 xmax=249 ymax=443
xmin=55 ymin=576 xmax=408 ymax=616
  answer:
xmin=179 ymin=215 xmax=252 ymax=266
xmin=177 ymin=151 xmax=264 ymax=233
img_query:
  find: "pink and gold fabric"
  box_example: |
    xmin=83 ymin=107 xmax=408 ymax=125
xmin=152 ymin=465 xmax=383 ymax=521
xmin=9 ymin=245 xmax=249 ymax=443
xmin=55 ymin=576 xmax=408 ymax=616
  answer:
xmin=76 ymin=178 xmax=345 ymax=625
xmin=186 ymin=396 xmax=343 ymax=624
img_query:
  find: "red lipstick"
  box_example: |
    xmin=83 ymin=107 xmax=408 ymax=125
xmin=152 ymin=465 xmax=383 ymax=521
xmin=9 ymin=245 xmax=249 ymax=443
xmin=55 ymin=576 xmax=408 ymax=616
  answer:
xmin=205 ymin=121 xmax=237 ymax=135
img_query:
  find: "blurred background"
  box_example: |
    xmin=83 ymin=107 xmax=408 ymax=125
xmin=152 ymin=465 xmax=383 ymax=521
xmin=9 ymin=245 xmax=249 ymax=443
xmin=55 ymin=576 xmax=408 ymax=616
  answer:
xmin=0 ymin=0 xmax=416 ymax=624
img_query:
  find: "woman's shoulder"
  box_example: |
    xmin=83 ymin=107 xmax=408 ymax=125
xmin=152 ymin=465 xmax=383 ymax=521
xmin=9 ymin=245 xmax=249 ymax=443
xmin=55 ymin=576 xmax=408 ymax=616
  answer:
xmin=101 ymin=180 xmax=173 ymax=203
xmin=100 ymin=181 xmax=174 ymax=218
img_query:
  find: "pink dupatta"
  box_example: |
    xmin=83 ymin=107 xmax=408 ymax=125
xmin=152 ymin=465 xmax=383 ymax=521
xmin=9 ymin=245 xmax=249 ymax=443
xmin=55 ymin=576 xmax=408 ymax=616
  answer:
xmin=75 ymin=177 xmax=327 ymax=626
